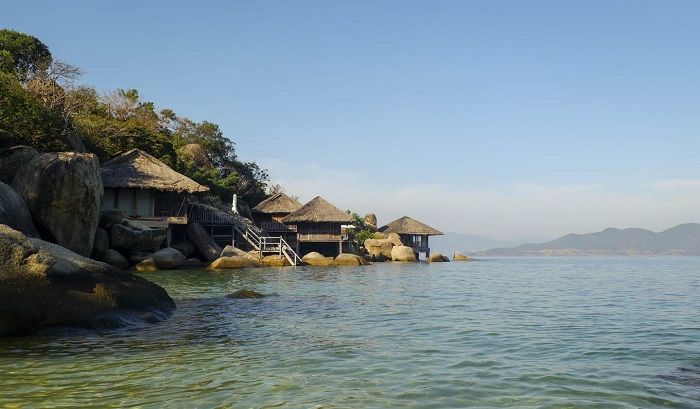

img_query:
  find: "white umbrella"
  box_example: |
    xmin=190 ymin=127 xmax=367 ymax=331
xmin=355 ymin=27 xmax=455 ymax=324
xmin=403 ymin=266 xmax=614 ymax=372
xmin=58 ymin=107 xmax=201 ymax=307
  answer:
xmin=232 ymin=193 xmax=239 ymax=214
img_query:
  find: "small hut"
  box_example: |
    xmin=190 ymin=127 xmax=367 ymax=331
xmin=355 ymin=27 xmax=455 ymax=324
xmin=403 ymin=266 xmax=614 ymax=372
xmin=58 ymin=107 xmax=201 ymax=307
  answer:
xmin=101 ymin=149 xmax=208 ymax=225
xmin=282 ymin=196 xmax=352 ymax=257
xmin=379 ymin=216 xmax=443 ymax=259
xmin=252 ymin=193 xmax=303 ymax=245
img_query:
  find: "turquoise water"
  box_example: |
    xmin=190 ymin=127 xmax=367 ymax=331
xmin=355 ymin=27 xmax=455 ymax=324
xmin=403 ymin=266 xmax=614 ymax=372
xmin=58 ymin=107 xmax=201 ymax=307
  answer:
xmin=2 ymin=257 xmax=700 ymax=408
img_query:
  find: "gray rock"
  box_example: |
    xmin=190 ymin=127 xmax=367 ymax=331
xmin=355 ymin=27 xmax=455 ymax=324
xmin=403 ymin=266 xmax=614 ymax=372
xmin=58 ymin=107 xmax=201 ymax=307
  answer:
xmin=98 ymin=208 xmax=126 ymax=230
xmin=102 ymin=249 xmax=129 ymax=270
xmin=109 ymin=219 xmax=166 ymax=252
xmin=0 ymin=224 xmax=175 ymax=336
xmin=227 ymin=289 xmax=264 ymax=299
xmin=171 ymin=240 xmax=196 ymax=258
xmin=90 ymin=228 xmax=109 ymax=260
xmin=12 ymin=152 xmax=102 ymax=257
xmin=0 ymin=145 xmax=38 ymax=184
xmin=151 ymin=247 xmax=186 ymax=270
xmin=0 ymin=181 xmax=38 ymax=237
xmin=187 ymin=222 xmax=222 ymax=262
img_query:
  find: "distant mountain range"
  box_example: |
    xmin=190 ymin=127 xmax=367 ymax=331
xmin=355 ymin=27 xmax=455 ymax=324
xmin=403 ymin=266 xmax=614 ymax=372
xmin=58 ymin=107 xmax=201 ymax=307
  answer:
xmin=468 ymin=223 xmax=700 ymax=256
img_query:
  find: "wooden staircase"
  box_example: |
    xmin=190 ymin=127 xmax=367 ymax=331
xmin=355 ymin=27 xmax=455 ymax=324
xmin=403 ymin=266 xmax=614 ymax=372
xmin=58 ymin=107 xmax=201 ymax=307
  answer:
xmin=188 ymin=203 xmax=302 ymax=266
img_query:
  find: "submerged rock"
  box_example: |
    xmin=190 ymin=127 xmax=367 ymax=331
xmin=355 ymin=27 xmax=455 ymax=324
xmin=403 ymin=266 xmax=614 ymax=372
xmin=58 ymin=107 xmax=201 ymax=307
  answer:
xmin=0 ymin=225 xmax=175 ymax=336
xmin=453 ymin=254 xmax=473 ymax=261
xmin=227 ymin=289 xmax=265 ymax=299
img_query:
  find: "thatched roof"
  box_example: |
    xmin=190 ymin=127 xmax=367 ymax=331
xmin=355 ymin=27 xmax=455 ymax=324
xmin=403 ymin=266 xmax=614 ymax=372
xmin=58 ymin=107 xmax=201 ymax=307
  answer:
xmin=253 ymin=193 xmax=302 ymax=214
xmin=379 ymin=216 xmax=443 ymax=236
xmin=101 ymin=149 xmax=209 ymax=193
xmin=282 ymin=196 xmax=353 ymax=223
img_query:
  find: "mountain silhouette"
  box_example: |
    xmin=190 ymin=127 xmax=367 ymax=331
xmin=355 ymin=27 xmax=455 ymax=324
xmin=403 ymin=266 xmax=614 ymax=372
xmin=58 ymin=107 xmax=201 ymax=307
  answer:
xmin=473 ymin=223 xmax=700 ymax=256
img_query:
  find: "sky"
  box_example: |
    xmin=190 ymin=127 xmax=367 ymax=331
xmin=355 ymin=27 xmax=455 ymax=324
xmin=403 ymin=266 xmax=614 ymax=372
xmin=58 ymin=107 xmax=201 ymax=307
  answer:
xmin=5 ymin=1 xmax=700 ymax=242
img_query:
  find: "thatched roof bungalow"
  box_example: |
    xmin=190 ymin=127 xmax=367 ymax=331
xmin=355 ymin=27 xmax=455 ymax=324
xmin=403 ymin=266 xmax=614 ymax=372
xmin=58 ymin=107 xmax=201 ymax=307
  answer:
xmin=379 ymin=216 xmax=443 ymax=259
xmin=101 ymin=149 xmax=208 ymax=223
xmin=251 ymin=192 xmax=303 ymax=244
xmin=282 ymin=196 xmax=352 ymax=257
xmin=253 ymin=193 xmax=302 ymax=224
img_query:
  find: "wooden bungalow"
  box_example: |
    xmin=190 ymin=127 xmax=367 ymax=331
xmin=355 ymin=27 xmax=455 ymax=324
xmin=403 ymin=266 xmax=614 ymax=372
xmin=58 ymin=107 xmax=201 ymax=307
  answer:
xmin=379 ymin=216 xmax=443 ymax=260
xmin=282 ymin=196 xmax=353 ymax=257
xmin=100 ymin=148 xmax=208 ymax=231
xmin=252 ymin=193 xmax=302 ymax=245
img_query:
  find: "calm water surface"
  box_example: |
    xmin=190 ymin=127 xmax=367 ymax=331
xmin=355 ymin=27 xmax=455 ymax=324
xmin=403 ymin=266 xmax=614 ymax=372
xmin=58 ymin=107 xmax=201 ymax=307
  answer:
xmin=2 ymin=257 xmax=700 ymax=408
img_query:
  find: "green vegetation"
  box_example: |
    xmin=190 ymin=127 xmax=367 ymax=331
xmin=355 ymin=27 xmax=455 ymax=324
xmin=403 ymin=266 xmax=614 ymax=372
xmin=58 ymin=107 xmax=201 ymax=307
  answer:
xmin=0 ymin=29 xmax=268 ymax=207
xmin=346 ymin=210 xmax=381 ymax=245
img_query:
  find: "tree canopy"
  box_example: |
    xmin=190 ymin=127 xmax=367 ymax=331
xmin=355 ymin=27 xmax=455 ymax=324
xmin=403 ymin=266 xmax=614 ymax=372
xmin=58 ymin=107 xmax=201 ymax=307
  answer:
xmin=0 ymin=29 xmax=268 ymax=207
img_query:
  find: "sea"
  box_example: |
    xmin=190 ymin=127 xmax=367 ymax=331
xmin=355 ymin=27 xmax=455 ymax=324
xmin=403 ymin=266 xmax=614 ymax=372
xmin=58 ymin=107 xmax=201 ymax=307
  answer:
xmin=1 ymin=257 xmax=700 ymax=408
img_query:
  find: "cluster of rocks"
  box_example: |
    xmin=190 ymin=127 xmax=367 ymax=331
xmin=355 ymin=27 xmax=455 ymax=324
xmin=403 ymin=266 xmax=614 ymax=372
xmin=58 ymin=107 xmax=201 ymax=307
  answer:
xmin=0 ymin=148 xmax=175 ymax=336
xmin=362 ymin=232 xmax=451 ymax=262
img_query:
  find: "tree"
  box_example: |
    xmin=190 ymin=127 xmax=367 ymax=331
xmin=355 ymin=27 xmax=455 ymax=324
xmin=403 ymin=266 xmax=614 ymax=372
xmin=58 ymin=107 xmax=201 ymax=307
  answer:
xmin=0 ymin=71 xmax=64 ymax=150
xmin=0 ymin=29 xmax=52 ymax=81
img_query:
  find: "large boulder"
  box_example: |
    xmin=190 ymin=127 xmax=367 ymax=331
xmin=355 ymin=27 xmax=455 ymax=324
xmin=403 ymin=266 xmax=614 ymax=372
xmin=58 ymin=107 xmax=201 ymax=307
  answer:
xmin=391 ymin=245 xmax=418 ymax=262
xmin=134 ymin=258 xmax=159 ymax=272
xmin=334 ymin=253 xmax=370 ymax=266
xmin=90 ymin=228 xmax=109 ymax=260
xmin=386 ymin=233 xmax=403 ymax=247
xmin=0 ymin=225 xmax=175 ymax=336
xmin=98 ymin=208 xmax=126 ymax=230
xmin=12 ymin=152 xmax=102 ymax=257
xmin=109 ymin=219 xmax=166 ymax=252
xmin=427 ymin=253 xmax=450 ymax=262
xmin=102 ymin=249 xmax=129 ymax=270
xmin=221 ymin=245 xmax=254 ymax=259
xmin=0 ymin=145 xmax=38 ymax=184
xmin=151 ymin=247 xmax=186 ymax=270
xmin=259 ymin=255 xmax=291 ymax=267
xmin=301 ymin=252 xmax=335 ymax=266
xmin=363 ymin=213 xmax=377 ymax=231
xmin=0 ymin=182 xmax=38 ymax=238
xmin=208 ymin=256 xmax=259 ymax=269
xmin=364 ymin=238 xmax=393 ymax=261
xmin=171 ymin=240 xmax=197 ymax=258
xmin=187 ymin=222 xmax=223 ymax=262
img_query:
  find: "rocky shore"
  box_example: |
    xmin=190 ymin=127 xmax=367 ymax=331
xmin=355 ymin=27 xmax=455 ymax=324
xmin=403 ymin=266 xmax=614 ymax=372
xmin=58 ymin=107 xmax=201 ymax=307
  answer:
xmin=0 ymin=149 xmax=175 ymax=336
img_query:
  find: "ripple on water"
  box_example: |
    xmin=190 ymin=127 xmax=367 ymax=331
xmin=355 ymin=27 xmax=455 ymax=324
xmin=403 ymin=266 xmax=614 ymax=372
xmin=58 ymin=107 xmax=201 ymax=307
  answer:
xmin=1 ymin=258 xmax=700 ymax=408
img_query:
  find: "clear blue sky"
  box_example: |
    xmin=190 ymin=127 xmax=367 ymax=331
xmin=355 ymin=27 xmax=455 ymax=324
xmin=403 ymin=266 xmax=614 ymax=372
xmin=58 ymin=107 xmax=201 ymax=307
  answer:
xmin=5 ymin=1 xmax=700 ymax=241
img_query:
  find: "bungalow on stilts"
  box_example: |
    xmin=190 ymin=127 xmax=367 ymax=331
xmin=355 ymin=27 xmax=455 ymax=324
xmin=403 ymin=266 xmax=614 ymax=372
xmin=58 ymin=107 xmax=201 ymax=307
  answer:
xmin=282 ymin=196 xmax=353 ymax=258
xmin=252 ymin=193 xmax=302 ymax=248
xmin=379 ymin=216 xmax=443 ymax=260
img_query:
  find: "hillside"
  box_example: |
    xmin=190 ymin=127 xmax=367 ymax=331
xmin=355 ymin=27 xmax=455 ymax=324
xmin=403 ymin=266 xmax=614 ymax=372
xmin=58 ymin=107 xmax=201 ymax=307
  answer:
xmin=471 ymin=223 xmax=700 ymax=256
